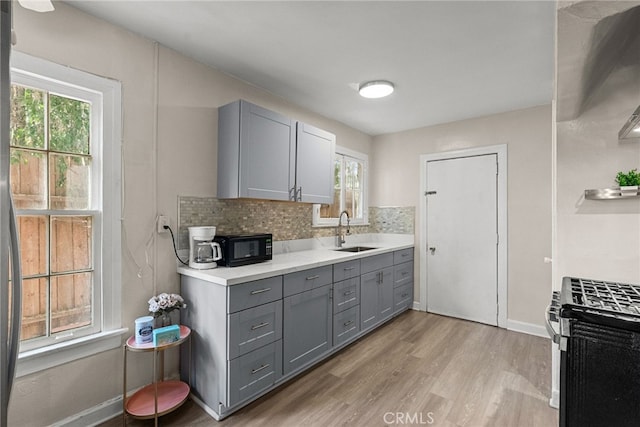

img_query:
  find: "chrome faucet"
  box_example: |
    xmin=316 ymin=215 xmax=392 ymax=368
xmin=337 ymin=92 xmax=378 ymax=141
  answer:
xmin=337 ymin=210 xmax=350 ymax=248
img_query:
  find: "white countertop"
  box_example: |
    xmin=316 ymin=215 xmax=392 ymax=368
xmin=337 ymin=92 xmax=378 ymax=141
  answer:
xmin=177 ymin=233 xmax=414 ymax=286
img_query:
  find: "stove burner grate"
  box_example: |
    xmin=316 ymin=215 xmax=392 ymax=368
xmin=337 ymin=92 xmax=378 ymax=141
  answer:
xmin=570 ymin=277 xmax=640 ymax=315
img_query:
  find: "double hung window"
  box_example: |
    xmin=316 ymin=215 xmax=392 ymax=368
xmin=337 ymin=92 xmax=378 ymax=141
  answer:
xmin=313 ymin=147 xmax=368 ymax=226
xmin=9 ymin=52 xmax=122 ymax=374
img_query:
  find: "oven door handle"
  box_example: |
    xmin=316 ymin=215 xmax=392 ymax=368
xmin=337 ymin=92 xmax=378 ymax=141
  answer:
xmin=545 ymin=304 xmax=561 ymax=345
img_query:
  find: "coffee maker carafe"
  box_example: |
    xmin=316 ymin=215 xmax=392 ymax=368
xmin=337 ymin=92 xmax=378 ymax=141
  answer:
xmin=188 ymin=226 xmax=222 ymax=269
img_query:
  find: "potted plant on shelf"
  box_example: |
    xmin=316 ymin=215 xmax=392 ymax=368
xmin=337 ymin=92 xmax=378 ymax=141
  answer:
xmin=148 ymin=293 xmax=187 ymax=327
xmin=615 ymin=169 xmax=640 ymax=196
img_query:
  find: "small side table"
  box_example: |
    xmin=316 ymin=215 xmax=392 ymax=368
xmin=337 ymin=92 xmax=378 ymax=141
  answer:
xmin=123 ymin=325 xmax=191 ymax=426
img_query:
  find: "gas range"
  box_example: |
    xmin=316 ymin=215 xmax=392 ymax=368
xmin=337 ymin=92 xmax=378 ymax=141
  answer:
xmin=546 ymin=277 xmax=640 ymax=427
xmin=556 ymin=277 xmax=640 ymax=332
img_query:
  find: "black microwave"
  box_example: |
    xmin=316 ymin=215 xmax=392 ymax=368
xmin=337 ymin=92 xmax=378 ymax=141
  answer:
xmin=213 ymin=233 xmax=272 ymax=267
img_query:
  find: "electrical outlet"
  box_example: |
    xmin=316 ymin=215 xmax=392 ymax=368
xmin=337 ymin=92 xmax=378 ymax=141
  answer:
xmin=157 ymin=215 xmax=169 ymax=233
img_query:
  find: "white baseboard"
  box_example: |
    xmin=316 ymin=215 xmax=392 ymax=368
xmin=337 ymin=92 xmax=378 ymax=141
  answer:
xmin=50 ymin=395 xmax=122 ymax=427
xmin=412 ymin=301 xmax=422 ymax=311
xmin=507 ymin=319 xmax=549 ymax=338
xmin=549 ymin=388 xmax=560 ymax=409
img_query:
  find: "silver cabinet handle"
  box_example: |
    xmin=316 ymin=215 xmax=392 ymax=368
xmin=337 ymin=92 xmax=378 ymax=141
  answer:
xmin=343 ymin=290 xmax=355 ymax=296
xmin=401 ymin=293 xmax=409 ymax=298
xmin=401 ymin=271 xmax=409 ymax=276
xmin=343 ymin=266 xmax=354 ymax=271
xmin=251 ymin=322 xmax=270 ymax=330
xmin=402 ymin=253 xmax=409 ymax=257
xmin=250 ymin=287 xmax=271 ymax=295
xmin=343 ymin=320 xmax=354 ymax=327
xmin=306 ymin=275 xmax=320 ymax=281
xmin=251 ymin=364 xmax=270 ymax=374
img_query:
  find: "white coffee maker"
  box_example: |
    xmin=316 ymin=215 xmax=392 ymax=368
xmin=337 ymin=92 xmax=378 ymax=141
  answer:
xmin=188 ymin=226 xmax=222 ymax=269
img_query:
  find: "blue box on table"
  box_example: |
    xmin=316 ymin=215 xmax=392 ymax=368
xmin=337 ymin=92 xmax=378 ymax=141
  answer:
xmin=152 ymin=324 xmax=180 ymax=346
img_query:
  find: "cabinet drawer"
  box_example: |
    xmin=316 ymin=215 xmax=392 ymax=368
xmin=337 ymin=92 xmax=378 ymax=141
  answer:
xmin=228 ymin=300 xmax=282 ymax=359
xmin=228 ymin=276 xmax=283 ymax=313
xmin=283 ymin=265 xmax=332 ymax=297
xmin=360 ymin=252 xmax=394 ymax=274
xmin=333 ymin=306 xmax=360 ymax=346
xmin=394 ymin=248 xmax=414 ymax=264
xmin=393 ymin=283 xmax=413 ymax=314
xmin=333 ymin=259 xmax=361 ymax=282
xmin=394 ymin=261 xmax=413 ymax=288
xmin=333 ymin=277 xmax=360 ymax=313
xmin=227 ymin=340 xmax=282 ymax=406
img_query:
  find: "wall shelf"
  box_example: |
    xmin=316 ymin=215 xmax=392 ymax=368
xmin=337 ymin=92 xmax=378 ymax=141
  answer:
xmin=585 ymin=187 xmax=640 ymax=200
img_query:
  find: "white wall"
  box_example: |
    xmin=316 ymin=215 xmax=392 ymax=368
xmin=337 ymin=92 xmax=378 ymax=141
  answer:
xmin=10 ymin=3 xmax=371 ymax=425
xmin=555 ymin=2 xmax=640 ymax=286
xmin=371 ymin=105 xmax=553 ymax=328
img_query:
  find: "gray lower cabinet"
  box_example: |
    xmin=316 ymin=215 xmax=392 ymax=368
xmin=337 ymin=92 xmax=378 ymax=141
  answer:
xmin=360 ymin=252 xmax=395 ymax=332
xmin=333 ymin=305 xmax=360 ymax=346
xmin=283 ymin=283 xmax=333 ymax=375
xmin=228 ymin=340 xmax=282 ymax=406
xmin=360 ymin=267 xmax=394 ymax=331
xmin=180 ymin=246 xmax=413 ymax=421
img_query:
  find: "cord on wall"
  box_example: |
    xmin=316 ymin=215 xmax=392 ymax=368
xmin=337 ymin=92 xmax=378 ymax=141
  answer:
xmin=165 ymin=225 xmax=189 ymax=266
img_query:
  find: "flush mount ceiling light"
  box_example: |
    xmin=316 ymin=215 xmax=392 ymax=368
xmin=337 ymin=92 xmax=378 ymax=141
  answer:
xmin=619 ymin=105 xmax=640 ymax=140
xmin=358 ymin=80 xmax=394 ymax=99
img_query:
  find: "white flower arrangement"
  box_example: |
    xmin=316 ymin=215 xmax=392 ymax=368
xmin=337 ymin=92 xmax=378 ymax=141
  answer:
xmin=148 ymin=293 xmax=187 ymax=318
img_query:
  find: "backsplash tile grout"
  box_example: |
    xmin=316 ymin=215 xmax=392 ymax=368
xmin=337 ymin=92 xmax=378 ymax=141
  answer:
xmin=177 ymin=196 xmax=414 ymax=249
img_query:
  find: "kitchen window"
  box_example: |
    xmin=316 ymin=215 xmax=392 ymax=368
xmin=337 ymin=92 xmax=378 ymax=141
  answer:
xmin=10 ymin=52 xmax=123 ymax=375
xmin=313 ymin=147 xmax=368 ymax=226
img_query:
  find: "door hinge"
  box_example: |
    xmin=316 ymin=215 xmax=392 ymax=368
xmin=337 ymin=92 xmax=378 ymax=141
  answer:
xmin=496 ymin=161 xmax=499 ymax=176
xmin=496 ymin=233 xmax=499 ymax=245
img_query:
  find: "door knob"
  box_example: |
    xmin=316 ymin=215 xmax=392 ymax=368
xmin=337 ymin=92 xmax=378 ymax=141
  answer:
xmin=429 ymin=247 xmax=436 ymax=255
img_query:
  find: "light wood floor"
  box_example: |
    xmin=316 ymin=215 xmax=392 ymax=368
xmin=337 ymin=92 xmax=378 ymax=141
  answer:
xmin=105 ymin=310 xmax=558 ymax=426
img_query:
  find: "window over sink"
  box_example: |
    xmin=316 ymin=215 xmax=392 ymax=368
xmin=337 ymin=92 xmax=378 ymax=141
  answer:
xmin=312 ymin=146 xmax=368 ymax=226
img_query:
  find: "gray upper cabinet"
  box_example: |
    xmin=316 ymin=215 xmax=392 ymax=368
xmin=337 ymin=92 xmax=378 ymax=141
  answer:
xmin=295 ymin=122 xmax=335 ymax=204
xmin=218 ymin=100 xmax=335 ymax=203
xmin=218 ymin=100 xmax=295 ymax=201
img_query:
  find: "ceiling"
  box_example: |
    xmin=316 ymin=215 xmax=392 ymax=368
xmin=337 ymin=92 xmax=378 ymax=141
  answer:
xmin=65 ymin=1 xmax=556 ymax=136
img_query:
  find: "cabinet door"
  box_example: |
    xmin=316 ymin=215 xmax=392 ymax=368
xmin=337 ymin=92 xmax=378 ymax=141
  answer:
xmin=239 ymin=101 xmax=295 ymax=201
xmin=283 ymin=284 xmax=332 ymax=375
xmin=360 ymin=270 xmax=380 ymax=332
xmin=379 ymin=267 xmax=394 ymax=322
xmin=295 ymin=122 xmax=335 ymax=204
xmin=361 ymin=267 xmax=394 ymax=330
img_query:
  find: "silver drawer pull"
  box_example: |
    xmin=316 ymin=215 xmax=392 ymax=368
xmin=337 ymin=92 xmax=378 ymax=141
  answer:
xmin=343 ymin=290 xmax=355 ymax=296
xmin=343 ymin=267 xmax=354 ymax=271
xmin=251 ymin=364 xmax=270 ymax=374
xmin=343 ymin=320 xmax=353 ymax=327
xmin=250 ymin=288 xmax=271 ymax=295
xmin=251 ymin=322 xmax=270 ymax=330
xmin=401 ymin=272 xmax=409 ymax=276
xmin=402 ymin=253 xmax=409 ymax=257
xmin=306 ymin=275 xmax=320 ymax=281
xmin=401 ymin=293 xmax=409 ymax=298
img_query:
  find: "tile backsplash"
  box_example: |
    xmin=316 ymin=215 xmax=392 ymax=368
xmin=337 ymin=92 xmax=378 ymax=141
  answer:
xmin=177 ymin=196 xmax=414 ymax=249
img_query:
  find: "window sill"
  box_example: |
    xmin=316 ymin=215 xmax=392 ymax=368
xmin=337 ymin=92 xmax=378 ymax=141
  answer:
xmin=312 ymin=222 xmax=370 ymax=228
xmin=17 ymin=327 xmax=129 ymax=377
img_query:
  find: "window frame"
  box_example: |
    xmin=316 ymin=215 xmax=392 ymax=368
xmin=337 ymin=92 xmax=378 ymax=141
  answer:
xmin=312 ymin=146 xmax=369 ymax=227
xmin=11 ymin=51 xmax=125 ymax=376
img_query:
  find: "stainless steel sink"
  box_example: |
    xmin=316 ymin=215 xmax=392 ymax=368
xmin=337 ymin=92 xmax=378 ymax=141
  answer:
xmin=334 ymin=246 xmax=377 ymax=253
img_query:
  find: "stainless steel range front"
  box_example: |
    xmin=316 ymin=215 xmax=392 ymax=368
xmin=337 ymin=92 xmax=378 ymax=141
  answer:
xmin=547 ymin=277 xmax=640 ymax=427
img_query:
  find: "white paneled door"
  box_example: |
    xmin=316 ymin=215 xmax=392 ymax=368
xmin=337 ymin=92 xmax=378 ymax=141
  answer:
xmin=426 ymin=154 xmax=498 ymax=326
